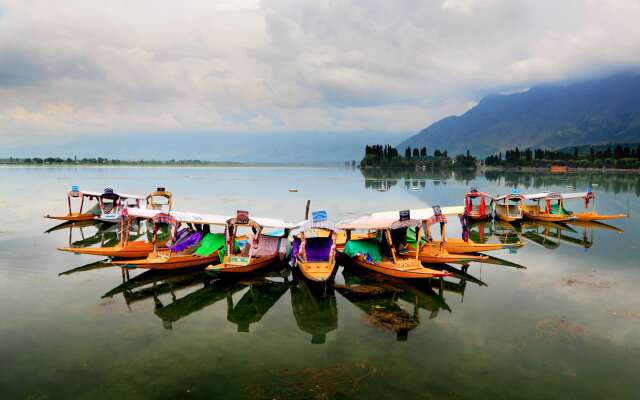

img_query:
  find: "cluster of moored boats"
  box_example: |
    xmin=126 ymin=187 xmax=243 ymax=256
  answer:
xmin=47 ymin=185 xmax=625 ymax=285
xmin=465 ymin=187 xmax=626 ymax=223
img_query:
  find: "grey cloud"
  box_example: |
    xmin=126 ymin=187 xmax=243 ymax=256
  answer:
xmin=0 ymin=47 xmax=102 ymax=87
xmin=0 ymin=0 xmax=638 ymax=145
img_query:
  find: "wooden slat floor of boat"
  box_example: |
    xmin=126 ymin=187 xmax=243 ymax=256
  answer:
xmin=207 ymin=254 xmax=278 ymax=273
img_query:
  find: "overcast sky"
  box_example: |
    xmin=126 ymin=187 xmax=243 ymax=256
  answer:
xmin=1 ymin=0 xmax=640 ymax=149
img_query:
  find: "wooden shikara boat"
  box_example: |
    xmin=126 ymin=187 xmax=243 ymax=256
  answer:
xmin=93 ymin=188 xmax=146 ymax=224
xmin=113 ymin=208 xmax=230 ymax=270
xmin=521 ymin=192 xmax=577 ymax=222
xmin=112 ymin=249 xmax=221 ymax=270
xmin=58 ymin=207 xmax=165 ymax=259
xmin=405 ymin=242 xmax=488 ymax=264
xmin=145 ymin=187 xmax=173 ymax=212
xmin=494 ymin=190 xmax=525 ymax=222
xmin=292 ymin=212 xmax=338 ymax=283
xmin=206 ymin=212 xmax=299 ymax=275
xmin=60 ymin=240 xmax=167 ymax=258
xmin=559 ymin=190 xmax=626 ymax=221
xmin=373 ymin=206 xmax=489 ymax=263
xmin=464 ymin=188 xmax=493 ymax=221
xmin=45 ymin=186 xmax=103 ymax=221
xmin=337 ymin=212 xmax=451 ymax=279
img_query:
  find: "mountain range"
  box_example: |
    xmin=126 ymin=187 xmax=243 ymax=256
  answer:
xmin=399 ymin=72 xmax=640 ymax=156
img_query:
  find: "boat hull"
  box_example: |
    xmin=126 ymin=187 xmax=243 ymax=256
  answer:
xmin=46 ymin=213 xmax=95 ymax=222
xmin=405 ymin=247 xmax=488 ymax=264
xmin=442 ymin=238 xmax=523 ymax=253
xmin=467 ymin=213 xmax=491 ymax=221
xmin=58 ymin=242 xmax=165 ymax=258
xmin=571 ymin=212 xmax=626 ymax=221
xmin=523 ymin=213 xmax=575 ymax=222
xmin=296 ymin=257 xmax=337 ymax=282
xmin=522 ymin=205 xmax=575 ymax=222
xmin=112 ymin=252 xmax=220 ymax=270
xmin=496 ymin=213 xmax=521 ymax=222
xmin=344 ymin=254 xmax=450 ymax=279
xmin=206 ymin=254 xmax=279 ymax=274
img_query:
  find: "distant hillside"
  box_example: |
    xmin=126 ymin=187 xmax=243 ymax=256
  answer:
xmin=557 ymin=142 xmax=640 ymax=157
xmin=400 ymin=72 xmax=640 ymax=156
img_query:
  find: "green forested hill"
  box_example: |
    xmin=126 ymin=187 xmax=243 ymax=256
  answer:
xmin=400 ymin=72 xmax=640 ymax=156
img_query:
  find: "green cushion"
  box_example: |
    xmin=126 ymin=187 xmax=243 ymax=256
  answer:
xmin=194 ymin=233 xmax=225 ymax=256
xmin=343 ymin=239 xmax=382 ymax=262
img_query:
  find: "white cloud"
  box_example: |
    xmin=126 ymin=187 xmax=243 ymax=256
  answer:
xmin=0 ymin=0 xmax=639 ymax=145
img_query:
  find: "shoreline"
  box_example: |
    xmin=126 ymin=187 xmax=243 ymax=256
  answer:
xmin=0 ymin=162 xmax=346 ymax=168
xmin=481 ymin=166 xmax=640 ymax=173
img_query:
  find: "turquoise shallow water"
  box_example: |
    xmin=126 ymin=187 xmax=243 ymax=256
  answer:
xmin=0 ymin=166 xmax=639 ymax=399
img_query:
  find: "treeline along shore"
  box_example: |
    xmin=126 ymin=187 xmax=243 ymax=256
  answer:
xmin=362 ymin=143 xmax=640 ymax=171
xmin=361 ymin=144 xmax=477 ymax=169
xmin=0 ymin=157 xmax=322 ymax=167
xmin=0 ymin=157 xmax=242 ymax=166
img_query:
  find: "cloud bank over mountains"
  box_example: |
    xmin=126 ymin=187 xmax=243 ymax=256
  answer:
xmin=1 ymin=0 xmax=640 ymax=150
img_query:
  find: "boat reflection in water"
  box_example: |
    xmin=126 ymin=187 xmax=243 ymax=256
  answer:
xmin=226 ymin=272 xmax=290 ymax=333
xmin=335 ymin=263 xmax=465 ymax=341
xmin=69 ymin=249 xmax=503 ymax=341
xmin=290 ymin=270 xmax=337 ymax=344
xmin=470 ymin=218 xmax=622 ymax=252
xmin=519 ymin=220 xmax=623 ymax=250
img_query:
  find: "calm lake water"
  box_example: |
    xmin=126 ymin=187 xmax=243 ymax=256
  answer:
xmin=1 ymin=166 xmax=639 ymax=399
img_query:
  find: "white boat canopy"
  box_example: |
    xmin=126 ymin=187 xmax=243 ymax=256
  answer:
xmin=523 ymin=192 xmax=560 ymax=200
xmin=494 ymin=194 xmax=525 ymax=202
xmin=123 ymin=207 xmax=231 ymax=225
xmin=250 ymin=217 xmax=302 ymax=230
xmin=68 ymin=190 xmax=104 ymax=198
xmin=123 ymin=207 xmax=301 ymax=228
xmin=117 ymin=192 xmax=146 ymax=201
xmin=372 ymin=205 xmax=465 ymax=220
xmin=559 ymin=192 xmax=591 ymax=200
xmin=70 ymin=189 xmax=145 ymax=201
xmin=295 ymin=219 xmax=338 ymax=232
xmin=336 ymin=214 xmax=423 ymax=230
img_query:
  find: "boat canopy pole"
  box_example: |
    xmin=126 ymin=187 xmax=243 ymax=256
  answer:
xmin=415 ymin=226 xmax=421 ymax=260
xmin=329 ymin=231 xmax=337 ymax=264
xmin=385 ymin=229 xmax=397 ymax=264
xmin=225 ymin=225 xmax=233 ymax=257
xmin=247 ymin=226 xmax=262 ymax=261
xmin=300 ymin=231 xmax=307 ymax=262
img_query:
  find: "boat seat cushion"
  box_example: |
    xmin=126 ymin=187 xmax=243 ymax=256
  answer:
xmin=253 ymin=234 xmax=281 ymax=257
xmin=305 ymin=237 xmax=333 ymax=262
xmin=343 ymin=239 xmax=382 ymax=262
xmin=194 ymin=233 xmax=225 ymax=256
